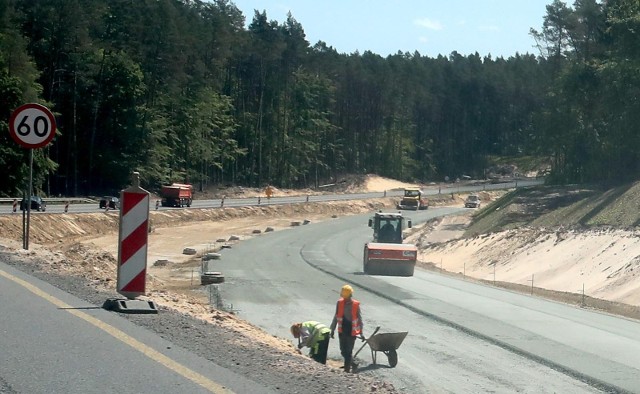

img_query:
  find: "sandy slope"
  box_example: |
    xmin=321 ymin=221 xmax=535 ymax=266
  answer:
xmin=416 ymin=222 xmax=640 ymax=308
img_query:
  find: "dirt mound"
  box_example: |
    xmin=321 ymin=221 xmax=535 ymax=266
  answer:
xmin=0 ymin=198 xmax=397 ymax=245
xmin=360 ymin=174 xmax=420 ymax=192
xmin=192 ymin=174 xmax=422 ymax=198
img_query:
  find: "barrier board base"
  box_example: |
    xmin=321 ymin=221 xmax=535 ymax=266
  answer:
xmin=103 ymin=298 xmax=158 ymax=314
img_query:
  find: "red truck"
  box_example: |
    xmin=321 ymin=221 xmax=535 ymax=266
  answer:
xmin=160 ymin=183 xmax=193 ymax=207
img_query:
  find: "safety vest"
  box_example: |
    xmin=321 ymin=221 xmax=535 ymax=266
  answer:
xmin=301 ymin=321 xmax=330 ymax=353
xmin=302 ymin=321 xmax=329 ymax=338
xmin=335 ymin=298 xmax=361 ymax=336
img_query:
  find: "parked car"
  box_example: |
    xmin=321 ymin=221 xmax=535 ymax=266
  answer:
xmin=20 ymin=196 xmax=46 ymax=211
xmin=464 ymin=194 xmax=481 ymax=208
xmin=99 ymin=196 xmax=120 ymax=209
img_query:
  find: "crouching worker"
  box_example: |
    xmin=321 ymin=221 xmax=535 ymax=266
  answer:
xmin=290 ymin=321 xmax=331 ymax=364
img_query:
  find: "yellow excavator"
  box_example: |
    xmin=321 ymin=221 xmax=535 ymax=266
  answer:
xmin=363 ymin=211 xmax=417 ymax=276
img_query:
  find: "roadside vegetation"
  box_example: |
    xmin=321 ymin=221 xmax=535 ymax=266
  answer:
xmin=465 ymin=182 xmax=640 ymax=237
xmin=2 ymin=1 xmax=640 ymax=198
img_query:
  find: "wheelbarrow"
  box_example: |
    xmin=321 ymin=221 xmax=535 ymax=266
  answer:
xmin=351 ymin=326 xmax=408 ymax=370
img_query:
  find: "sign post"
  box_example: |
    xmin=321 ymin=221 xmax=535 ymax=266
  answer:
xmin=8 ymin=103 xmax=57 ymax=250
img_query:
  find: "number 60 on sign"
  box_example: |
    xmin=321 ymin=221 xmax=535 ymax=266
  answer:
xmin=9 ymin=103 xmax=57 ymax=149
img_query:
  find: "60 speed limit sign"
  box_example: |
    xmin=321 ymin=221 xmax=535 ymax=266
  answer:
xmin=9 ymin=103 xmax=57 ymax=149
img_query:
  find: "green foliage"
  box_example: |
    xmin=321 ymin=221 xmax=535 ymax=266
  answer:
xmin=531 ymin=0 xmax=640 ymax=185
xmin=1 ymin=0 xmax=640 ymax=196
xmin=488 ymin=155 xmax=551 ymax=175
xmin=0 ymin=70 xmax=27 ymax=196
xmin=0 ymin=4 xmax=48 ymax=196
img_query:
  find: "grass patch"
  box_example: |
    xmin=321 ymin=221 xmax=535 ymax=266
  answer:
xmin=465 ymin=181 xmax=640 ymax=237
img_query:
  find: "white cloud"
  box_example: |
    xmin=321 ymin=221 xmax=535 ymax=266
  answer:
xmin=414 ymin=18 xmax=443 ymax=31
xmin=419 ymin=36 xmax=429 ymax=43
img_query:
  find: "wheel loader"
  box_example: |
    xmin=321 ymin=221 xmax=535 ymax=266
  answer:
xmin=363 ymin=211 xmax=417 ymax=276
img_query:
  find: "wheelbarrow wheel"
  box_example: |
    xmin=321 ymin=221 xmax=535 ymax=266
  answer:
xmin=387 ymin=349 xmax=398 ymax=367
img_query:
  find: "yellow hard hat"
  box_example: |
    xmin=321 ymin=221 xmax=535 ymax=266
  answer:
xmin=341 ymin=284 xmax=353 ymax=298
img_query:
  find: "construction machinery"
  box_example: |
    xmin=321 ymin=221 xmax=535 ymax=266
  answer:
xmin=160 ymin=183 xmax=193 ymax=207
xmin=397 ymin=188 xmax=428 ymax=210
xmin=363 ymin=211 xmax=417 ymax=276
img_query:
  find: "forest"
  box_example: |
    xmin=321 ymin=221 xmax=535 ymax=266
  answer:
xmin=0 ymin=0 xmax=639 ymax=197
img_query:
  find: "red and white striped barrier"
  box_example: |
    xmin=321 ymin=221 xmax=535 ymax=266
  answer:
xmin=117 ymin=172 xmax=150 ymax=299
xmin=12 ymin=199 xmax=17 ymax=213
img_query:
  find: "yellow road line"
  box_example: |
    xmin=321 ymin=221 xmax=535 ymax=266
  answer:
xmin=0 ymin=268 xmax=232 ymax=394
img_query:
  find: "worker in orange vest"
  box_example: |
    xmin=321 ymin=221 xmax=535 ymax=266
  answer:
xmin=330 ymin=284 xmax=364 ymax=372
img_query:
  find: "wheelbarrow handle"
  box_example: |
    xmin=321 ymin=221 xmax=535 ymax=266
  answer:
xmin=364 ymin=326 xmax=381 ymax=341
xmin=352 ymin=326 xmax=380 ymax=359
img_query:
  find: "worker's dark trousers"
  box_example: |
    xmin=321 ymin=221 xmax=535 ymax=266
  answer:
xmin=311 ymin=333 xmax=330 ymax=364
xmin=338 ymin=334 xmax=357 ymax=371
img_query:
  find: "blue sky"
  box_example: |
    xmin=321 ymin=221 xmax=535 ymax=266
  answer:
xmin=230 ymin=0 xmax=554 ymax=58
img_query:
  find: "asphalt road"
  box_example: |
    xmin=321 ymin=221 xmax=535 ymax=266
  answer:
xmin=210 ymin=207 xmax=640 ymax=393
xmin=0 ymin=179 xmax=542 ymax=215
xmin=0 ymin=262 xmax=274 ymax=394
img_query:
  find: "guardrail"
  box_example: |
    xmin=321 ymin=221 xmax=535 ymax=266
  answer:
xmin=0 ymin=197 xmax=96 ymax=204
xmin=0 ymin=178 xmax=543 ymax=207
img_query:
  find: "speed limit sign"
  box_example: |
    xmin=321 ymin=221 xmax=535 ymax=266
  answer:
xmin=9 ymin=103 xmax=57 ymax=149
